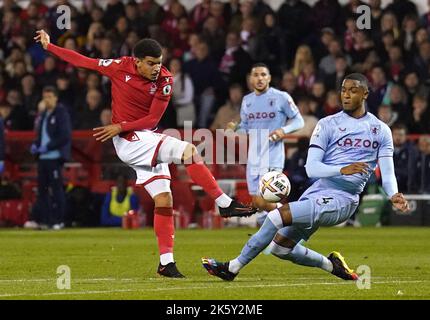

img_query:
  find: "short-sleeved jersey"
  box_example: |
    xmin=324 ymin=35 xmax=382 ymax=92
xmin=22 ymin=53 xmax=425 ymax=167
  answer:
xmin=239 ymin=87 xmax=299 ymax=168
xmin=309 ymin=111 xmax=394 ymax=195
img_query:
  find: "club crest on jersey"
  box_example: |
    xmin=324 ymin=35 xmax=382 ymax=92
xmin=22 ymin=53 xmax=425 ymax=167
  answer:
xmin=150 ymin=83 xmax=157 ymax=95
xmin=269 ymin=99 xmax=276 ymax=107
xmin=371 ymin=125 xmax=380 ymax=135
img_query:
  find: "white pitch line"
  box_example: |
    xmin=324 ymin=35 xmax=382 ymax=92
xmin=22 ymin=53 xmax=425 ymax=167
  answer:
xmin=0 ymin=279 xmax=427 ymax=298
xmin=0 ymin=275 xmax=416 ymax=284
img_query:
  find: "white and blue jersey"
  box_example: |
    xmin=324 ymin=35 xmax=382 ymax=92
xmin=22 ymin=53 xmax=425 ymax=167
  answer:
xmin=238 ymin=87 xmax=302 ymax=195
xmin=281 ymin=110 xmax=394 ymax=243
xmin=307 ymin=111 xmax=393 ymax=198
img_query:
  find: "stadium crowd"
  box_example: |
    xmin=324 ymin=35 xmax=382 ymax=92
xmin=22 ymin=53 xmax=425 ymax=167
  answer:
xmin=0 ymin=0 xmax=429 ymax=194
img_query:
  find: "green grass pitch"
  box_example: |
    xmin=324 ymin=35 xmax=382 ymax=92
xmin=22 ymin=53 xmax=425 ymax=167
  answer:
xmin=0 ymin=227 xmax=429 ymax=300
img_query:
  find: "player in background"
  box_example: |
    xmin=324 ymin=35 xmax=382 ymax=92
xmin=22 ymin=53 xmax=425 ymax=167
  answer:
xmin=226 ymin=63 xmax=304 ymax=225
xmin=34 ymin=30 xmax=256 ymax=278
xmin=203 ymin=73 xmax=409 ymax=281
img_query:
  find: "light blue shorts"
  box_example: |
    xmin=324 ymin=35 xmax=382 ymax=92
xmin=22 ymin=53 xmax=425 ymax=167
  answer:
xmin=277 ymin=183 xmax=359 ymax=243
xmin=246 ymin=167 xmax=283 ymax=196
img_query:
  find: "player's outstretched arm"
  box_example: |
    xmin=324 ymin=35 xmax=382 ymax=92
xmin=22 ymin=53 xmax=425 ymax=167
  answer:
xmin=34 ymin=29 xmax=109 ymax=73
xmin=305 ymin=147 xmax=369 ymax=178
xmin=379 ymin=156 xmax=410 ymax=212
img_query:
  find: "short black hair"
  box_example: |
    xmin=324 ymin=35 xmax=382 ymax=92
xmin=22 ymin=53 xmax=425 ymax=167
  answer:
xmin=251 ymin=62 xmax=270 ymax=73
xmin=344 ymin=73 xmax=369 ymax=90
xmin=133 ymin=38 xmax=162 ymax=59
xmin=42 ymin=86 xmax=58 ymax=97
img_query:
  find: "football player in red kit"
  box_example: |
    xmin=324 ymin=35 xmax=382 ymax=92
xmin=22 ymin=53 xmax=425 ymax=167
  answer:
xmin=34 ymin=30 xmax=256 ymax=278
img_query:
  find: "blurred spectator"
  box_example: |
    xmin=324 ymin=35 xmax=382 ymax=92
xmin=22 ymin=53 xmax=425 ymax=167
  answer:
xmin=311 ymin=0 xmax=344 ymax=35
xmin=319 ymin=39 xmax=344 ymax=77
xmin=277 ymin=0 xmax=312 ymax=67
xmin=119 ymin=30 xmax=139 ymax=57
xmin=170 ymin=58 xmax=195 ymax=127
xmin=285 ymin=137 xmax=314 ymax=201
xmin=229 ymin=0 xmax=256 ymax=33
xmin=323 ymin=90 xmax=341 ymax=116
xmin=310 ymin=81 xmax=326 ymax=117
xmin=103 ymin=0 xmax=125 ymax=30
xmin=219 ymin=31 xmax=252 ymax=89
xmin=201 ymin=15 xmax=225 ymax=62
xmin=387 ymin=84 xmax=410 ymax=125
xmin=100 ymin=108 xmax=112 ymax=126
xmin=392 ymin=123 xmax=419 ymax=193
xmin=190 ymin=0 xmax=211 ymax=31
xmin=36 ymin=56 xmax=59 ymax=88
xmin=401 ymin=14 xmax=419 ymax=56
xmin=377 ymin=104 xmax=398 ymax=127
xmin=385 ymin=45 xmax=404 ymax=82
xmin=223 ymin=0 xmax=241 ymax=28
xmin=21 ymin=73 xmax=40 ymax=120
xmin=384 ymin=0 xmax=417 ymax=29
xmin=380 ymin=12 xmax=400 ymax=41
xmin=210 ymin=83 xmax=242 ymax=131
xmin=409 ymin=93 xmax=430 ymax=134
xmin=106 ymin=16 xmax=130 ymax=53
xmin=251 ymin=12 xmax=285 ymax=76
xmin=324 ymin=54 xmax=350 ymax=91
xmin=416 ymin=135 xmax=430 ymax=193
xmin=297 ymin=62 xmax=316 ymax=93
xmin=183 ymin=41 xmax=223 ymax=128
xmin=280 ymin=70 xmax=303 ymax=100
xmin=290 ymin=96 xmax=318 ymax=137
xmin=56 ymin=73 xmax=76 ymax=122
xmin=26 ymin=86 xmax=71 ymax=230
xmin=367 ymin=66 xmax=391 ymax=114
xmin=100 ymin=174 xmax=139 ymax=227
xmin=2 ymin=90 xmax=32 ymax=130
xmin=292 ymin=44 xmax=313 ymax=78
xmin=76 ymin=88 xmax=104 ymax=129
xmin=401 ymin=69 xmax=428 ymax=107
xmin=413 ymin=41 xmax=430 ymax=81
xmin=139 ymin=0 xmax=164 ymax=28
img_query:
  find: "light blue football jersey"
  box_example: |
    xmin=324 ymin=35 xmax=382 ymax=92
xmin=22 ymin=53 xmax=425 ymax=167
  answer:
xmin=309 ymin=111 xmax=394 ymax=196
xmin=238 ymin=87 xmax=299 ymax=169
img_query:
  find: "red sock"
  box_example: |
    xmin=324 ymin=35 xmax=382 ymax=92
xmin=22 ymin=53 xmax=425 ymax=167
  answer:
xmin=154 ymin=207 xmax=174 ymax=255
xmin=185 ymin=154 xmax=223 ymax=199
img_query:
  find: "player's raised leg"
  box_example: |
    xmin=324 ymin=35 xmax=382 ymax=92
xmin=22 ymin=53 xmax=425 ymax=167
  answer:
xmin=157 ymin=139 xmax=257 ymax=218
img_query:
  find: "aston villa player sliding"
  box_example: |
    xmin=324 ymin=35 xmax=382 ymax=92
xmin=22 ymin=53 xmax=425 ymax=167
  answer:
xmin=34 ymin=30 xmax=256 ymax=278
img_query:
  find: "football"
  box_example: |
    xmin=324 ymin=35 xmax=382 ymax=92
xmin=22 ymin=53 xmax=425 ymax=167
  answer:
xmin=259 ymin=171 xmax=291 ymax=203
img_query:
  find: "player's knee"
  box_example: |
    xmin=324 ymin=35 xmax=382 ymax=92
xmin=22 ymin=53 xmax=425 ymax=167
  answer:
xmin=270 ymin=241 xmax=293 ymax=258
xmin=153 ymin=192 xmax=173 ymax=207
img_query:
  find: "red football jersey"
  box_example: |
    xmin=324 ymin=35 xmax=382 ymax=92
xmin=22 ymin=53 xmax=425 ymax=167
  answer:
xmin=47 ymin=44 xmax=173 ymax=133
